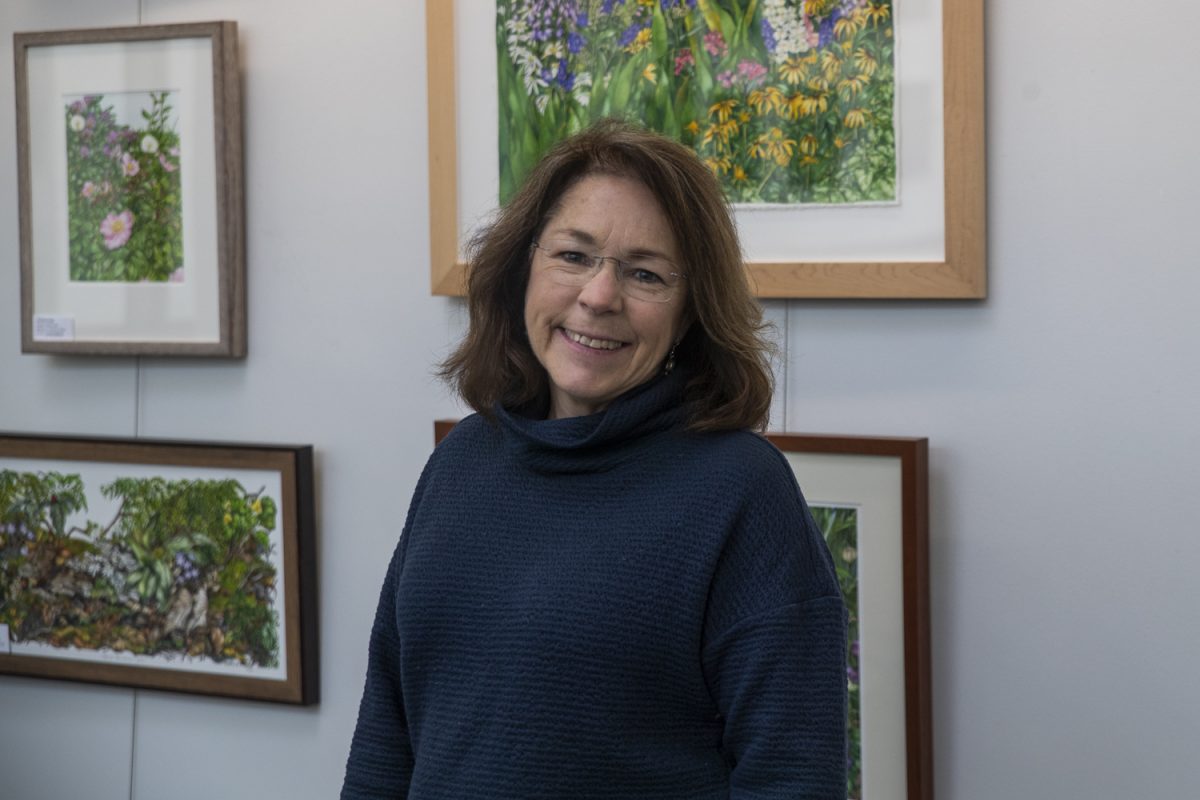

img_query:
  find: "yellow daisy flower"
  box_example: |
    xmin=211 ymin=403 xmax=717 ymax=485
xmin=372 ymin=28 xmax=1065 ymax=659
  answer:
xmin=643 ymin=63 xmax=657 ymax=84
xmin=854 ymin=48 xmax=878 ymax=76
xmin=844 ymin=108 xmax=869 ymax=128
xmin=625 ymin=28 xmax=652 ymax=54
xmin=868 ymin=2 xmax=891 ymax=25
xmin=708 ymin=98 xmax=738 ymax=123
xmin=779 ymin=57 xmax=808 ymax=85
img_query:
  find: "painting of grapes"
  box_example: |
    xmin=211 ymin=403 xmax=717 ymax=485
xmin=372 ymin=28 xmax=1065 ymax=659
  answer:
xmin=65 ymin=90 xmax=184 ymax=282
xmin=812 ymin=503 xmax=861 ymax=799
xmin=0 ymin=469 xmax=280 ymax=669
xmin=497 ymin=0 xmax=896 ymax=205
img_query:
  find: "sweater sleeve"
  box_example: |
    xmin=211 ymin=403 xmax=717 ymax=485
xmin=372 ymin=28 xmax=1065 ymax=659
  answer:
xmin=341 ymin=539 xmax=413 ymax=799
xmin=701 ymin=439 xmax=849 ymax=799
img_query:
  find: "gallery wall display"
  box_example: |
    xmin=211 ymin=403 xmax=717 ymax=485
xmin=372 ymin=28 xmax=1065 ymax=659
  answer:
xmin=426 ymin=0 xmax=985 ymax=299
xmin=434 ymin=421 xmax=932 ymax=800
xmin=13 ymin=22 xmax=245 ymax=356
xmin=0 ymin=434 xmax=317 ymax=705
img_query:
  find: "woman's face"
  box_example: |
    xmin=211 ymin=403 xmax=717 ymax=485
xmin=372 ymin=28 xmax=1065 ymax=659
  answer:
xmin=524 ymin=173 xmax=689 ymax=420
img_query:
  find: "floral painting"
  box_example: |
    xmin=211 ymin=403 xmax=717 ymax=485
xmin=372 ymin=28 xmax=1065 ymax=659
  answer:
xmin=812 ymin=503 xmax=861 ymax=799
xmin=497 ymin=0 xmax=896 ymax=205
xmin=65 ymin=91 xmax=184 ymax=282
xmin=0 ymin=469 xmax=280 ymax=669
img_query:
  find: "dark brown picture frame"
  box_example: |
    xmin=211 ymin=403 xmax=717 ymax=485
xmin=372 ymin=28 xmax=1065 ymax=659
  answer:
xmin=13 ymin=22 xmax=245 ymax=356
xmin=767 ymin=433 xmax=931 ymax=800
xmin=0 ymin=434 xmax=317 ymax=705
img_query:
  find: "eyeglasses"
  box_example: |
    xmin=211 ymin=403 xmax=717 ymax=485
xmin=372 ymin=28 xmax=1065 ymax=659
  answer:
xmin=531 ymin=240 xmax=685 ymax=304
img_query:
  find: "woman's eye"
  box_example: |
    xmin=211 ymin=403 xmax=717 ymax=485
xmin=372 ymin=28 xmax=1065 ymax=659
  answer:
xmin=556 ymin=250 xmax=590 ymax=266
xmin=627 ymin=267 xmax=666 ymax=285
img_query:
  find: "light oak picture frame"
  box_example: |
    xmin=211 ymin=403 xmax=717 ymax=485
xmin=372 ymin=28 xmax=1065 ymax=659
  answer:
xmin=425 ymin=1 xmax=985 ymax=299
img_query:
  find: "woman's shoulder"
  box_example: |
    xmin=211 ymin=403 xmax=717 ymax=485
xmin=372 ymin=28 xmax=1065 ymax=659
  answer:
xmin=679 ymin=429 xmax=798 ymax=488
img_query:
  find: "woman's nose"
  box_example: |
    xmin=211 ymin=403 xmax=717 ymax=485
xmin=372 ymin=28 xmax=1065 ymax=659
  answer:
xmin=577 ymin=258 xmax=624 ymax=312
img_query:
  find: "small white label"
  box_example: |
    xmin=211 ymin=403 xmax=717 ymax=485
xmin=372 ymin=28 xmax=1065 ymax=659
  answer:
xmin=0 ymin=624 xmax=10 ymax=653
xmin=33 ymin=315 xmax=75 ymax=341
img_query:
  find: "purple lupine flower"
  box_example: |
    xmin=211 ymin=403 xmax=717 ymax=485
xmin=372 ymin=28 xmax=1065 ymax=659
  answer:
xmin=567 ymin=31 xmax=585 ymax=53
xmin=555 ymin=59 xmax=575 ymax=91
xmin=601 ymin=0 xmax=625 ymax=13
xmin=70 ymin=99 xmax=85 ymax=113
xmin=818 ymin=15 xmax=835 ymax=47
xmin=576 ymin=11 xmax=588 ymax=26
xmin=847 ymin=665 xmax=859 ymax=683
xmin=851 ymin=640 xmax=860 ymax=657
xmin=79 ymin=146 xmax=90 ymax=158
xmin=761 ymin=17 xmax=777 ymax=52
xmin=619 ymin=19 xmax=649 ymax=47
xmin=527 ymin=0 xmax=581 ymax=42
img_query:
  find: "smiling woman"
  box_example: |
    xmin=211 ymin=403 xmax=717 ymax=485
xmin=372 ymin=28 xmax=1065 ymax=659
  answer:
xmin=524 ymin=174 xmax=689 ymax=419
xmin=342 ymin=120 xmax=849 ymax=799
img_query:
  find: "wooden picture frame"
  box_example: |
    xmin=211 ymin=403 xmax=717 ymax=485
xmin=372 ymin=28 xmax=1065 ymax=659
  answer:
xmin=766 ymin=433 xmax=931 ymax=800
xmin=425 ymin=1 xmax=984 ymax=299
xmin=0 ymin=434 xmax=317 ymax=705
xmin=13 ymin=22 xmax=246 ymax=356
xmin=433 ymin=421 xmax=931 ymax=797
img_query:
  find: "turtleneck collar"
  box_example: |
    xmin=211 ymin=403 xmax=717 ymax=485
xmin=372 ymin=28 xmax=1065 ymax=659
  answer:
xmin=494 ymin=368 xmax=691 ymax=474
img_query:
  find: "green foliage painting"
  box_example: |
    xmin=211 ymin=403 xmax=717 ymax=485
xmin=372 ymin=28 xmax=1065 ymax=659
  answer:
xmin=65 ymin=91 xmax=184 ymax=282
xmin=497 ymin=0 xmax=895 ymax=204
xmin=0 ymin=470 xmax=279 ymax=668
xmin=812 ymin=504 xmax=861 ymax=799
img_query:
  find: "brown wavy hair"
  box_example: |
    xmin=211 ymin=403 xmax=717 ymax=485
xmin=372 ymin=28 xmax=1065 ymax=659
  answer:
xmin=439 ymin=119 xmax=774 ymax=432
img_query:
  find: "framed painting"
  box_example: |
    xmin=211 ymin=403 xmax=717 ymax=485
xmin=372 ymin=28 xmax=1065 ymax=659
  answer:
xmin=0 ymin=434 xmax=317 ymax=705
xmin=434 ymin=421 xmax=931 ymax=798
xmin=767 ymin=433 xmax=931 ymax=800
xmin=13 ymin=22 xmax=245 ymax=356
xmin=426 ymin=0 xmax=984 ymax=299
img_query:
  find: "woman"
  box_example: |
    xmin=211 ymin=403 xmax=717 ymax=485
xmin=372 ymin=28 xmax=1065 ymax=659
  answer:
xmin=343 ymin=120 xmax=847 ymax=798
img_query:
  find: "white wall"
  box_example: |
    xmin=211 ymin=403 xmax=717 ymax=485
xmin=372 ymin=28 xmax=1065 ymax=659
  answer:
xmin=2 ymin=1 xmax=1198 ymax=798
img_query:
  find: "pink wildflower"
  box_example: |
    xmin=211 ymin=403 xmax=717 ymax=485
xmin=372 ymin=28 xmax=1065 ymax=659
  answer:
xmin=674 ymin=48 xmax=695 ymax=76
xmin=169 ymin=267 xmax=185 ymax=283
xmin=100 ymin=210 xmax=134 ymax=250
xmin=703 ymin=31 xmax=727 ymax=57
xmin=81 ymin=181 xmax=98 ymax=200
xmin=121 ymin=152 xmax=140 ymax=177
xmin=159 ymin=153 xmax=178 ymax=172
xmin=717 ymin=70 xmax=735 ymax=88
xmin=737 ymin=59 xmax=768 ymax=86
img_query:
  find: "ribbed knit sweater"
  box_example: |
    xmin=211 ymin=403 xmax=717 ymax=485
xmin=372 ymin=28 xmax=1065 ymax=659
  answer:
xmin=342 ymin=370 xmax=847 ymax=798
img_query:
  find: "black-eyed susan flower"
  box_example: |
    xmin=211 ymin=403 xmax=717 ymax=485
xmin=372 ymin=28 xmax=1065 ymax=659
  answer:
xmin=844 ymin=108 xmax=869 ymax=128
xmin=708 ymin=98 xmax=738 ymax=123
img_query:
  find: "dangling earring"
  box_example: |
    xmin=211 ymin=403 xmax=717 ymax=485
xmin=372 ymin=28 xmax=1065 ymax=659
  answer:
xmin=663 ymin=341 xmax=678 ymax=375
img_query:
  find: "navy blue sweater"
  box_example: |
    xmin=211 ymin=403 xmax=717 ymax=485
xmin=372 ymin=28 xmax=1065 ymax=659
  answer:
xmin=342 ymin=370 xmax=847 ymax=798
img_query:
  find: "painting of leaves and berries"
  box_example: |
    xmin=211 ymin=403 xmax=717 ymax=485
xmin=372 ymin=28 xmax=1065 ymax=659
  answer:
xmin=0 ymin=436 xmax=316 ymax=705
xmin=497 ymin=0 xmax=896 ymax=205
xmin=65 ymin=91 xmax=184 ymax=282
